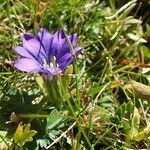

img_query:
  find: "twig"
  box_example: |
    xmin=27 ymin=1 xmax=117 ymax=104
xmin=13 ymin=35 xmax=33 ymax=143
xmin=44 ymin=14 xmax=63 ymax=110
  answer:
xmin=46 ymin=122 xmax=76 ymax=149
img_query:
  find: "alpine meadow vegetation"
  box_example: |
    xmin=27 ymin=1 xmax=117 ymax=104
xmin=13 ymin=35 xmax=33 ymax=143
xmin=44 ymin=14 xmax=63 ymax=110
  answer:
xmin=0 ymin=0 xmax=150 ymax=149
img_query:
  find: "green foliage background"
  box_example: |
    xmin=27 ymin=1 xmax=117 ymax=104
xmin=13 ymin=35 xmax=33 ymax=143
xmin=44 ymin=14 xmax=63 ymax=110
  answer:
xmin=0 ymin=0 xmax=150 ymax=149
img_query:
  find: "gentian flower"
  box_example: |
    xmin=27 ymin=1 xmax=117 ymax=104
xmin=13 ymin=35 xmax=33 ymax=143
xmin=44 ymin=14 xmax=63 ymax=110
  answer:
xmin=14 ymin=28 xmax=82 ymax=76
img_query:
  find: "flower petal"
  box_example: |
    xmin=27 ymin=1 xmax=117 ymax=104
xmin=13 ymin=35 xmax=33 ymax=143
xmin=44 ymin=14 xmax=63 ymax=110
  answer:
xmin=58 ymin=53 xmax=74 ymax=69
xmin=23 ymin=38 xmax=43 ymax=55
xmin=69 ymin=34 xmax=78 ymax=47
xmin=56 ymin=40 xmax=70 ymax=58
xmin=22 ymin=37 xmax=48 ymax=64
xmin=57 ymin=47 xmax=82 ymax=70
xmin=54 ymin=29 xmax=65 ymax=40
xmin=37 ymin=28 xmax=53 ymax=56
xmin=51 ymin=30 xmax=65 ymax=54
xmin=14 ymin=28 xmax=82 ymax=76
xmin=74 ymin=47 xmax=82 ymax=54
xmin=52 ymin=30 xmax=79 ymax=60
xmin=14 ymin=46 xmax=33 ymax=58
xmin=22 ymin=33 xmax=35 ymax=41
xmin=14 ymin=58 xmax=42 ymax=72
xmin=52 ymin=32 xmax=70 ymax=59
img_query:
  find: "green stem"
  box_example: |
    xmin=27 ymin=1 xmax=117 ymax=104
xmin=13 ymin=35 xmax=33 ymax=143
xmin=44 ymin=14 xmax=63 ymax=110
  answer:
xmin=66 ymin=97 xmax=93 ymax=149
xmin=114 ymin=65 xmax=134 ymax=74
xmin=18 ymin=114 xmax=49 ymax=118
xmin=74 ymin=60 xmax=81 ymax=109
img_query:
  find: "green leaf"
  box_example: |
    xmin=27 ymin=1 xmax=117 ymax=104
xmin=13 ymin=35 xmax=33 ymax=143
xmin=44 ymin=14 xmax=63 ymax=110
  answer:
xmin=47 ymin=109 xmax=64 ymax=130
xmin=133 ymin=131 xmax=145 ymax=142
xmin=0 ymin=131 xmax=10 ymax=149
xmin=35 ymin=73 xmax=48 ymax=97
xmin=115 ymin=107 xmax=122 ymax=121
xmin=88 ymin=85 xmax=103 ymax=96
xmin=132 ymin=107 xmax=140 ymax=130
xmin=123 ymin=119 xmax=131 ymax=134
xmin=21 ymin=124 xmax=37 ymax=143
xmin=14 ymin=122 xmax=24 ymax=144
xmin=115 ymin=103 xmax=126 ymax=122
xmin=127 ymin=33 xmax=147 ymax=43
xmin=96 ymin=106 xmax=110 ymax=121
xmin=61 ymin=65 xmax=73 ymax=91
xmin=119 ymin=2 xmax=136 ymax=19
xmin=35 ymin=73 xmax=62 ymax=109
xmin=127 ymin=127 xmax=138 ymax=140
xmin=36 ymin=139 xmax=50 ymax=148
xmin=48 ymin=130 xmax=61 ymax=140
xmin=142 ymin=45 xmax=150 ymax=59
xmin=14 ymin=122 xmax=37 ymax=146
xmin=126 ymin=101 xmax=134 ymax=115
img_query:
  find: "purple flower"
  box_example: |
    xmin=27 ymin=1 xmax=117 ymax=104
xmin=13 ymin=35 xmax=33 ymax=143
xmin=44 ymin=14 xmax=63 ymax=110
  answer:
xmin=14 ymin=28 xmax=82 ymax=76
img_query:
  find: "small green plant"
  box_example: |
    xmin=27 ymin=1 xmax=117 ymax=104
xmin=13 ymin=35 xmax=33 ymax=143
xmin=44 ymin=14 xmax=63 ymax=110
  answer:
xmin=13 ymin=122 xmax=37 ymax=149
